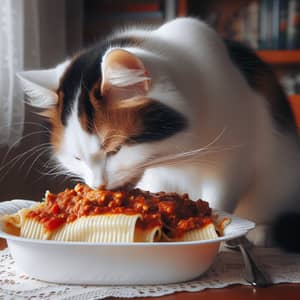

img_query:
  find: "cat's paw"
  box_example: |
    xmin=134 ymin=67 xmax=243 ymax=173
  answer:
xmin=246 ymin=225 xmax=273 ymax=247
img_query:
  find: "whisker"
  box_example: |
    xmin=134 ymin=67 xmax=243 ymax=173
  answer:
xmin=109 ymin=128 xmax=241 ymax=188
xmin=25 ymin=148 xmax=52 ymax=177
xmin=110 ymin=157 xmax=218 ymax=189
xmin=1 ymin=130 xmax=50 ymax=165
xmin=17 ymin=143 xmax=52 ymax=171
xmin=0 ymin=143 xmax=52 ymax=181
xmin=0 ymin=121 xmax=47 ymax=131
xmin=139 ymin=128 xmax=232 ymax=169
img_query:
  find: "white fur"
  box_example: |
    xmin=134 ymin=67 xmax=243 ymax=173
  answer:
xmin=114 ymin=18 xmax=300 ymax=242
xmin=101 ymin=48 xmax=151 ymax=88
xmin=17 ymin=60 xmax=70 ymax=108
xmin=17 ymin=73 xmax=58 ymax=108
xmin=20 ymin=18 xmax=300 ymax=245
xmin=55 ymin=88 xmax=106 ymax=188
xmin=105 ymin=65 xmax=150 ymax=87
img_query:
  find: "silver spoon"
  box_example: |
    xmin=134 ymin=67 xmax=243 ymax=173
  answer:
xmin=225 ymin=236 xmax=272 ymax=287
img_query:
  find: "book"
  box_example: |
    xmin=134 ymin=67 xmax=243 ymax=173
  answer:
xmin=244 ymin=0 xmax=259 ymax=49
xmin=287 ymin=0 xmax=300 ymax=49
xmin=278 ymin=0 xmax=289 ymax=49
xmin=259 ymin=0 xmax=269 ymax=49
xmin=271 ymin=0 xmax=281 ymax=49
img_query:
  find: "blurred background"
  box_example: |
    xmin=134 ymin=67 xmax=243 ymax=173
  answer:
xmin=1 ymin=0 xmax=300 ymax=201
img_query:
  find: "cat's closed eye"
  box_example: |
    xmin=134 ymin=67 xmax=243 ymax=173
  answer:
xmin=74 ymin=156 xmax=81 ymax=161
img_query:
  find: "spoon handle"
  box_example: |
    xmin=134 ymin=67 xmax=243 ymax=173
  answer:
xmin=238 ymin=237 xmax=272 ymax=287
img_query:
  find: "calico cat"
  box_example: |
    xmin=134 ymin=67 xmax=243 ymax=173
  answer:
xmin=18 ymin=18 xmax=300 ymax=251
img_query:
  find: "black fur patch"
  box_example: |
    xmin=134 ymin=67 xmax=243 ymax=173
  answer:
xmin=224 ymin=39 xmax=298 ymax=134
xmin=272 ymin=212 xmax=300 ymax=252
xmin=58 ymin=58 xmax=83 ymax=126
xmin=58 ymin=35 xmax=142 ymax=128
xmin=79 ymin=90 xmax=95 ymax=133
xmin=132 ymin=101 xmax=188 ymax=143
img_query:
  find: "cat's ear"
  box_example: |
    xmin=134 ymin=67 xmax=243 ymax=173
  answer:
xmin=17 ymin=60 xmax=70 ymax=108
xmin=101 ymin=49 xmax=151 ymax=101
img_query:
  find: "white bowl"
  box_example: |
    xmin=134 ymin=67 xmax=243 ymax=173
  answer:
xmin=0 ymin=199 xmax=255 ymax=285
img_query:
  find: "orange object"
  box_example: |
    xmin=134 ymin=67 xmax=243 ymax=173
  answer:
xmin=289 ymin=94 xmax=300 ymax=134
xmin=26 ymin=183 xmax=213 ymax=238
xmin=257 ymin=50 xmax=300 ymax=65
xmin=177 ymin=0 xmax=187 ymax=17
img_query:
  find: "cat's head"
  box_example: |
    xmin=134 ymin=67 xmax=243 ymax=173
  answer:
xmin=18 ymin=48 xmax=187 ymax=189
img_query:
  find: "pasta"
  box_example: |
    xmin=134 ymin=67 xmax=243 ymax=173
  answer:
xmin=2 ymin=184 xmax=230 ymax=242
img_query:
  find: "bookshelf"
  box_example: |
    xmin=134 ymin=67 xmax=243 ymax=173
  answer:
xmin=83 ymin=0 xmax=179 ymax=46
xmin=192 ymin=0 xmax=300 ymax=51
xmin=81 ymin=0 xmax=300 ymax=117
xmin=187 ymin=0 xmax=300 ymax=117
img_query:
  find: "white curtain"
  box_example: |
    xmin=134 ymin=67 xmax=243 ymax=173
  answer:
xmin=0 ymin=0 xmax=24 ymax=146
xmin=0 ymin=0 xmax=82 ymax=147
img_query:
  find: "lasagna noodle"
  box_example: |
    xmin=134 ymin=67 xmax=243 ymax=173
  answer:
xmin=2 ymin=214 xmax=21 ymax=236
xmin=7 ymin=213 xmax=162 ymax=243
xmin=52 ymin=214 xmax=141 ymax=242
xmin=21 ymin=217 xmax=48 ymax=239
xmin=181 ymin=223 xmax=218 ymax=241
xmin=162 ymin=223 xmax=218 ymax=242
xmin=213 ymin=215 xmax=231 ymax=236
xmin=134 ymin=226 xmax=162 ymax=242
xmin=4 ymin=212 xmax=219 ymax=243
xmin=2 ymin=207 xmax=33 ymax=237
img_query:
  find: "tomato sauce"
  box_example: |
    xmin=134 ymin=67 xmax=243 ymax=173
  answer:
xmin=27 ymin=183 xmax=213 ymax=237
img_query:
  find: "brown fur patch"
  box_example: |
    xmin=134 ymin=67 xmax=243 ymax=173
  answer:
xmin=45 ymin=79 xmax=149 ymax=154
xmin=77 ymin=80 xmax=149 ymax=153
xmin=92 ymin=98 xmax=147 ymax=153
xmin=42 ymin=90 xmax=65 ymax=152
xmin=49 ymin=111 xmax=64 ymax=152
xmin=44 ymin=35 xmax=149 ymax=154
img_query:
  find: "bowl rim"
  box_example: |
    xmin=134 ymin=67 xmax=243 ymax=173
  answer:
xmin=0 ymin=199 xmax=255 ymax=247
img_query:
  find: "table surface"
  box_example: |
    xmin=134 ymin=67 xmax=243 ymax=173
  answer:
xmin=131 ymin=284 xmax=300 ymax=300
xmin=1 ymin=238 xmax=300 ymax=300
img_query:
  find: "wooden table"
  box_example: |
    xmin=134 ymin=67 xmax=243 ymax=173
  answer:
xmin=1 ymin=238 xmax=300 ymax=300
xmin=137 ymin=284 xmax=300 ymax=300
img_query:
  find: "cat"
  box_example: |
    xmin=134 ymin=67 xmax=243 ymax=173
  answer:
xmin=17 ymin=17 xmax=300 ymax=251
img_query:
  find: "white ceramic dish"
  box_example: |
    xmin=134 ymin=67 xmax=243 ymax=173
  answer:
xmin=0 ymin=199 xmax=255 ymax=285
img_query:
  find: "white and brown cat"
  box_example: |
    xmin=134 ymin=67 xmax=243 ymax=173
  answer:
xmin=18 ymin=18 xmax=300 ymax=251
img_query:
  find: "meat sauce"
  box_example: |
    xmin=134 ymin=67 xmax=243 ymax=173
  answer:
xmin=27 ymin=183 xmax=213 ymax=238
